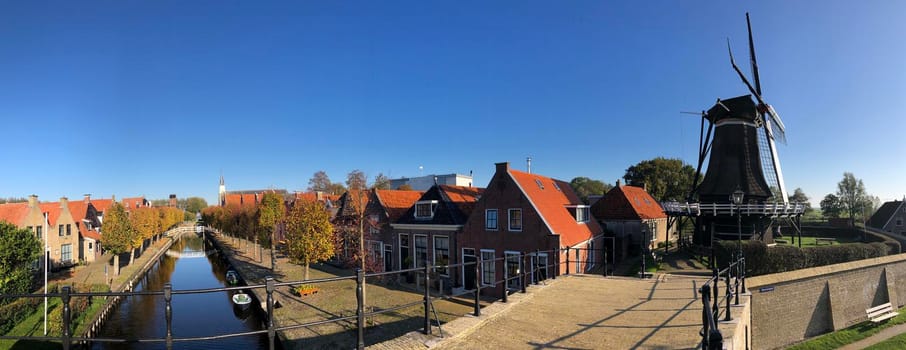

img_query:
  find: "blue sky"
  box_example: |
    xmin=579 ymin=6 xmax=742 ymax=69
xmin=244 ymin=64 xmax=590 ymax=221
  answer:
xmin=1 ymin=1 xmax=904 ymax=207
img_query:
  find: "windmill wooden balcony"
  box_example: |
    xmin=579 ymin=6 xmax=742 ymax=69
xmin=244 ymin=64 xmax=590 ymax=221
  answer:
xmin=661 ymin=201 xmax=807 ymax=218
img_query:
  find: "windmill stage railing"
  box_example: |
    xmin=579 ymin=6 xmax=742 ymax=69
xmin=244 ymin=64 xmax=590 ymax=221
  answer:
xmin=699 ymin=253 xmax=746 ymax=350
xmin=662 ymin=201 xmax=806 ymax=217
xmin=0 ymin=244 xmax=598 ymax=350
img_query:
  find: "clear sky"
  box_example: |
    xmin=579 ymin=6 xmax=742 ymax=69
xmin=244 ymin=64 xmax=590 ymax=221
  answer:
xmin=2 ymin=1 xmax=904 ymax=207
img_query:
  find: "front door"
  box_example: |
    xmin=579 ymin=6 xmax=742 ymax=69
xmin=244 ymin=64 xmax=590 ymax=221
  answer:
xmin=463 ymin=248 xmax=476 ymax=289
xmin=384 ymin=245 xmax=393 ymax=272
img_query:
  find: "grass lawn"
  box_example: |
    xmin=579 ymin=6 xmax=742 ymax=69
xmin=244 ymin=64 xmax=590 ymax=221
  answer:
xmin=786 ymin=308 xmax=906 ymax=350
xmin=866 ymin=333 xmax=906 ymax=350
xmin=775 ymin=235 xmax=862 ymax=247
xmin=0 ymin=299 xmax=61 ymax=350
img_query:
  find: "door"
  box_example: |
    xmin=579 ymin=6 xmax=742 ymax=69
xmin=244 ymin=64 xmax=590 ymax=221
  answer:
xmin=384 ymin=245 xmax=393 ymax=272
xmin=463 ymin=248 xmax=476 ymax=289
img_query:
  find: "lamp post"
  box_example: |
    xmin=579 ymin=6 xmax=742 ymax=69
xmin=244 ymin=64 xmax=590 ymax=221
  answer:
xmin=731 ymin=188 xmax=745 ymax=258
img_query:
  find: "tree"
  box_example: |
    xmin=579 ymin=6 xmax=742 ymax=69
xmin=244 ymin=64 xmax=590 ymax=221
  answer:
xmin=258 ymin=192 xmax=286 ymax=270
xmin=398 ymin=184 xmax=414 ymax=191
xmin=308 ymin=171 xmax=333 ymax=192
xmin=820 ymin=194 xmax=844 ymax=219
xmin=788 ymin=188 xmax=813 ymax=212
xmin=285 ymin=198 xmax=335 ymax=280
xmin=328 ymin=182 xmax=346 ymax=195
xmin=568 ymin=177 xmax=612 ymax=204
xmin=130 ymin=208 xmax=159 ymax=257
xmin=0 ymin=221 xmax=41 ymax=298
xmin=185 ymin=197 xmax=208 ymax=213
xmin=346 ymin=170 xmax=367 ymax=191
xmin=623 ymin=157 xmax=697 ymax=201
xmin=373 ymin=173 xmax=390 ymax=190
xmin=101 ymin=203 xmax=134 ymax=276
xmin=836 ymin=172 xmax=869 ymax=227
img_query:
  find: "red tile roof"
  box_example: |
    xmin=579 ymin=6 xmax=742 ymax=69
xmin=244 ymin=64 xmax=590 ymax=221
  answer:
xmin=508 ymin=169 xmax=603 ymax=247
xmin=225 ymin=193 xmax=260 ymax=207
xmin=0 ymin=202 xmax=28 ymax=226
xmin=374 ymin=190 xmax=424 ymax=222
xmin=39 ymin=202 xmax=63 ymax=227
xmin=591 ymin=185 xmax=666 ymax=220
xmin=439 ymin=185 xmax=485 ymax=217
xmin=121 ymin=197 xmax=146 ymax=209
xmin=67 ymin=200 xmax=103 ymax=241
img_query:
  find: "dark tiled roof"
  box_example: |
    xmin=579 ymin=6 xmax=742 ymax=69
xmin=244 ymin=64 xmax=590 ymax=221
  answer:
xmin=591 ymin=185 xmax=666 ymax=220
xmin=869 ymin=201 xmax=903 ymax=229
xmin=395 ymin=185 xmax=484 ymax=226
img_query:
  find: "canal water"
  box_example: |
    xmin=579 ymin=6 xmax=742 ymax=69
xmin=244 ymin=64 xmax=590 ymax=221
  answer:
xmin=93 ymin=233 xmax=272 ymax=350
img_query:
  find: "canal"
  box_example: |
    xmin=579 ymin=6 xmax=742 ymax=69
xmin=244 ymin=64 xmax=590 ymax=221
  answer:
xmin=93 ymin=233 xmax=273 ymax=349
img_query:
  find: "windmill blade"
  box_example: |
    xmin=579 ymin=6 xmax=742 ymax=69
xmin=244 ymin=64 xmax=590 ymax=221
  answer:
xmin=728 ymin=40 xmax=762 ymax=104
xmin=747 ymin=13 xmax=763 ymax=96
xmin=764 ymin=104 xmax=787 ymax=144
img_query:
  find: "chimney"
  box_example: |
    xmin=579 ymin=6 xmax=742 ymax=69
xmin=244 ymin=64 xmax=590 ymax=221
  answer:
xmin=111 ymin=194 xmax=116 ymax=203
xmin=28 ymin=194 xmax=38 ymax=208
xmin=643 ymin=183 xmax=647 ymax=191
xmin=169 ymin=194 xmax=177 ymax=208
xmin=84 ymin=194 xmax=91 ymax=203
xmin=495 ymin=162 xmax=510 ymax=174
xmin=60 ymin=196 xmax=69 ymax=209
xmin=616 ymin=179 xmax=621 ymax=187
xmin=526 ymin=157 xmax=532 ymax=174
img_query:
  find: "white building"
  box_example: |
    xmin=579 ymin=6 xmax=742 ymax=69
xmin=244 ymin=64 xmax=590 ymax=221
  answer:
xmin=390 ymin=173 xmax=473 ymax=191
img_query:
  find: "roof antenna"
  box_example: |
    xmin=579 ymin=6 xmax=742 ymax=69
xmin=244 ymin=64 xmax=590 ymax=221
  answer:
xmin=527 ymin=157 xmax=532 ymax=174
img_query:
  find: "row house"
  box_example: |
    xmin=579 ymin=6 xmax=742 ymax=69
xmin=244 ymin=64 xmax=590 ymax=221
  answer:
xmin=459 ymin=162 xmax=604 ymax=297
xmin=869 ymin=199 xmax=906 ymax=235
xmin=391 ymin=185 xmax=484 ymax=288
xmin=0 ymin=194 xmax=112 ymax=269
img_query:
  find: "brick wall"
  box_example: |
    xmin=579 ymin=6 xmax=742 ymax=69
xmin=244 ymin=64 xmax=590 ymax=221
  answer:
xmin=748 ymin=254 xmax=906 ymax=349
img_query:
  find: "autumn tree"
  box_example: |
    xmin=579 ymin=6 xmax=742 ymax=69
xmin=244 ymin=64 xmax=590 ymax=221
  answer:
xmin=623 ymin=157 xmax=697 ymax=201
xmin=0 ymin=221 xmax=41 ymax=298
xmin=130 ymin=208 xmax=159 ymax=257
xmin=185 ymin=197 xmax=208 ymax=213
xmin=568 ymin=177 xmax=612 ymax=204
xmin=398 ymin=184 xmax=414 ymax=191
xmin=101 ymin=203 xmax=134 ymax=276
xmin=285 ymin=198 xmax=335 ymax=280
xmin=258 ymin=192 xmax=286 ymax=270
xmin=308 ymin=171 xmax=333 ymax=192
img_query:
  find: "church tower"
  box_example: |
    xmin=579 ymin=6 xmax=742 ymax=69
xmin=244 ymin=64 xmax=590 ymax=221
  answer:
xmin=218 ymin=175 xmax=226 ymax=206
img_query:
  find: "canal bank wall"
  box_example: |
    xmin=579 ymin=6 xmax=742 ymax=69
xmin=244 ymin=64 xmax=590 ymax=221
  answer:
xmin=80 ymin=224 xmax=195 ymax=342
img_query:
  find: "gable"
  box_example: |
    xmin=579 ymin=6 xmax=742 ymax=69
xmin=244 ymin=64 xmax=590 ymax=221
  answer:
xmin=592 ymin=185 xmax=665 ymax=221
xmin=508 ymin=169 xmax=602 ymax=247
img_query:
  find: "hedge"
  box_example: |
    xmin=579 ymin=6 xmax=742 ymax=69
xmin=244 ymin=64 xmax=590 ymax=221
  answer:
xmin=713 ymin=240 xmax=890 ymax=277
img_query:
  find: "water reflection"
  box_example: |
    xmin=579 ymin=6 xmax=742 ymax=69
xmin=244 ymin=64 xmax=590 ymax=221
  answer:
xmin=93 ymin=234 xmax=270 ymax=350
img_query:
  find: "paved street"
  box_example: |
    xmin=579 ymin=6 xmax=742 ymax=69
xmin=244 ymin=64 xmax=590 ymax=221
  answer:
xmin=433 ymin=274 xmax=707 ymax=350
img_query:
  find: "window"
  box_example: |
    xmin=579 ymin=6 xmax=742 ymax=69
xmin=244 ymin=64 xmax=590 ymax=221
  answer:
xmin=898 ymin=219 xmax=903 ymax=227
xmin=485 ymin=209 xmax=498 ymax=230
xmin=536 ymin=253 xmax=549 ymax=281
xmin=506 ymin=252 xmax=521 ymax=290
xmin=88 ymin=242 xmax=93 ymax=250
xmin=481 ymin=250 xmax=495 ymax=286
xmin=414 ymin=235 xmax=428 ymax=268
xmin=508 ymin=209 xmax=522 ymax=231
xmin=587 ymin=241 xmax=595 ymax=270
xmin=36 ymin=226 xmax=42 ymax=240
xmin=61 ymin=244 xmax=72 ymax=263
xmin=434 ymin=236 xmax=450 ymax=276
xmin=415 ymin=201 xmax=437 ymax=219
xmin=576 ymin=206 xmax=590 ymax=223
xmin=552 ymin=182 xmax=561 ymax=191
xmin=66 ymin=224 xmax=71 ymax=236
xmin=535 ymin=179 xmax=544 ymax=190
xmin=59 ymin=225 xmax=64 ymax=236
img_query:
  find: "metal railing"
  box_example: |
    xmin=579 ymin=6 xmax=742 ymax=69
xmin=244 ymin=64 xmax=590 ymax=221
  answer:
xmin=699 ymin=252 xmax=746 ymax=350
xmin=1 ymin=244 xmax=610 ymax=350
xmin=662 ymin=201 xmax=806 ymax=217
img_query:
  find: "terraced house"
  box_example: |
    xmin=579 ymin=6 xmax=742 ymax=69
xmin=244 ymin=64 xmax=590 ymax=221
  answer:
xmin=459 ymin=162 xmax=604 ymax=298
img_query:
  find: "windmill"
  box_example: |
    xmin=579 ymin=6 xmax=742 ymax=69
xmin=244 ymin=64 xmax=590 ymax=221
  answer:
xmin=665 ymin=13 xmax=805 ymax=249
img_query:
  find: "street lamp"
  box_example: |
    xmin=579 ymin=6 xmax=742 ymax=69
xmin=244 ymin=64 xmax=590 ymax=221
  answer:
xmin=731 ymin=188 xmax=745 ymax=258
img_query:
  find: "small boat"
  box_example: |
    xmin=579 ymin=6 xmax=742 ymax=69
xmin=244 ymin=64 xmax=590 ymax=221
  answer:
xmin=225 ymin=270 xmax=240 ymax=285
xmin=232 ymin=292 xmax=252 ymax=306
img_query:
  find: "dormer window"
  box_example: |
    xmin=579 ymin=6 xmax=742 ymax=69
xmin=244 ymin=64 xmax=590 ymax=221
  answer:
xmin=552 ymin=182 xmax=561 ymax=191
xmin=566 ymin=205 xmax=590 ymax=223
xmin=535 ymin=179 xmax=545 ymax=190
xmin=415 ymin=200 xmax=438 ymax=219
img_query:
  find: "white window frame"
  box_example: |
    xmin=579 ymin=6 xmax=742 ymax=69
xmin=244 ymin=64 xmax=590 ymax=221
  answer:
xmin=61 ymin=244 xmax=72 ymax=263
xmin=508 ymin=208 xmax=523 ymax=232
xmin=587 ymin=241 xmax=595 ymax=270
xmin=485 ymin=209 xmax=498 ymax=230
xmin=414 ymin=234 xmax=428 ymax=268
xmin=414 ymin=200 xmax=438 ymax=219
xmin=480 ymin=249 xmax=495 ymax=286
xmin=433 ymin=235 xmax=450 ymax=276
xmin=575 ymin=205 xmax=590 ymax=223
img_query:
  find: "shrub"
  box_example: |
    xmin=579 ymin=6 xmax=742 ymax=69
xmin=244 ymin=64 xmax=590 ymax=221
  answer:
xmin=0 ymin=297 xmax=40 ymax=335
xmin=714 ymin=240 xmax=889 ymax=277
xmin=47 ymin=305 xmax=63 ymax=336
